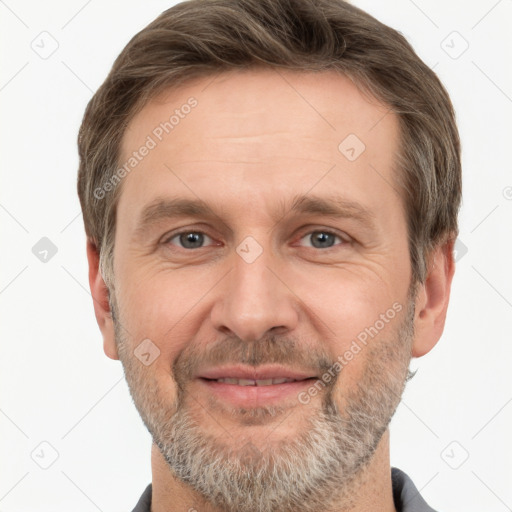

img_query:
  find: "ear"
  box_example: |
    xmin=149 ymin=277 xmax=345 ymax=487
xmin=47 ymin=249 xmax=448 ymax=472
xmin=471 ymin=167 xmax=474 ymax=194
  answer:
xmin=411 ymin=237 xmax=456 ymax=358
xmin=86 ymin=238 xmax=119 ymax=360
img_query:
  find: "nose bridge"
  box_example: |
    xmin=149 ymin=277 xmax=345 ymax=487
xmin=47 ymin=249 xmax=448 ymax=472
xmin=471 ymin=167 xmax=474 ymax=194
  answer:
xmin=210 ymin=239 xmax=298 ymax=342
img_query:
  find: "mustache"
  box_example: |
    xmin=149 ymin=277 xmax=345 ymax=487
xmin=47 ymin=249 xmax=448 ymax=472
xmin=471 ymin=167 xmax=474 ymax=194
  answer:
xmin=173 ymin=334 xmax=335 ymax=382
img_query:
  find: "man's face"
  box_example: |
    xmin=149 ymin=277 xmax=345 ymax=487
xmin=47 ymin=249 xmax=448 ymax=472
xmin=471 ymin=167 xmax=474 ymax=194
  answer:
xmin=110 ymin=69 xmax=415 ymax=511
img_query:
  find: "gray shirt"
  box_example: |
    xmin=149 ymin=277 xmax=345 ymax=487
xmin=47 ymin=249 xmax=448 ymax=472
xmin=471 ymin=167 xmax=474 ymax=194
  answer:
xmin=132 ymin=467 xmax=438 ymax=511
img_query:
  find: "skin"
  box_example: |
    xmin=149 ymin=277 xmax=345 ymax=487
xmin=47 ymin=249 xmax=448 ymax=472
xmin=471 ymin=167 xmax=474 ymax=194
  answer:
xmin=87 ymin=69 xmax=455 ymax=511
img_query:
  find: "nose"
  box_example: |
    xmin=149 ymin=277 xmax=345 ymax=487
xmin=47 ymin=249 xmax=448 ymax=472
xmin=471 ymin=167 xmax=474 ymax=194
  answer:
xmin=210 ymin=243 xmax=299 ymax=342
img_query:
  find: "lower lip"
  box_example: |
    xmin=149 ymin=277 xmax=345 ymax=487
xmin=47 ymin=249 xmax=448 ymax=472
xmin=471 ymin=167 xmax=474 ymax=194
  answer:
xmin=197 ymin=378 xmax=317 ymax=406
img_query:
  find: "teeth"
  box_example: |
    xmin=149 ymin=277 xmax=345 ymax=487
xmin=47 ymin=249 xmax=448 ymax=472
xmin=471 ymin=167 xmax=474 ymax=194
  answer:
xmin=238 ymin=379 xmax=256 ymax=386
xmin=216 ymin=377 xmax=298 ymax=386
xmin=221 ymin=378 xmax=243 ymax=385
xmin=256 ymin=379 xmax=273 ymax=386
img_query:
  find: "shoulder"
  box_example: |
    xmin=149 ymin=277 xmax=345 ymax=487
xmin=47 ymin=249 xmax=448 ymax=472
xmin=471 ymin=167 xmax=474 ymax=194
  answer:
xmin=131 ymin=483 xmax=152 ymax=512
xmin=391 ymin=467 xmax=439 ymax=512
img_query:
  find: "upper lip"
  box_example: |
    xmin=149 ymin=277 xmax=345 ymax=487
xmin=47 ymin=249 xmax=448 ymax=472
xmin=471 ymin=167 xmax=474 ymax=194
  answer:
xmin=197 ymin=365 xmax=317 ymax=381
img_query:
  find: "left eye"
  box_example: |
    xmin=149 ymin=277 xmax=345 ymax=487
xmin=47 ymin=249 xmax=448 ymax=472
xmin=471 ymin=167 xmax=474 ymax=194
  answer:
xmin=297 ymin=230 xmax=345 ymax=249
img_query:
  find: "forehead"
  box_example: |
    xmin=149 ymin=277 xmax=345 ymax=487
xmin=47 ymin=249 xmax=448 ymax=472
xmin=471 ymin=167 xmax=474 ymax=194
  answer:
xmin=122 ymin=68 xmax=397 ymax=156
xmin=117 ymin=68 xmax=401 ymax=228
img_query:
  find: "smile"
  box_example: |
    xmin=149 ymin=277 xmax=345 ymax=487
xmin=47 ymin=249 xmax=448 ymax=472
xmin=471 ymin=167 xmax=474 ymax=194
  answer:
xmin=212 ymin=377 xmax=304 ymax=386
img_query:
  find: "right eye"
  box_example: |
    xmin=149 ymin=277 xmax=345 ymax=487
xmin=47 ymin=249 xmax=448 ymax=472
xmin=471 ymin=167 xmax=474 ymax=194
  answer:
xmin=163 ymin=230 xmax=217 ymax=250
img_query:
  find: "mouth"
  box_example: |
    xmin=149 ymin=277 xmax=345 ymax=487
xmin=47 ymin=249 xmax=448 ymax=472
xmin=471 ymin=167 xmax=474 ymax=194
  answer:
xmin=195 ymin=365 xmax=319 ymax=406
xmin=203 ymin=377 xmax=311 ymax=386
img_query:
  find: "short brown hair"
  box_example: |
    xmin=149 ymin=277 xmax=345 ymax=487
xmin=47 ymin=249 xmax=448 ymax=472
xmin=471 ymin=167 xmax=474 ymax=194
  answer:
xmin=77 ymin=0 xmax=461 ymax=289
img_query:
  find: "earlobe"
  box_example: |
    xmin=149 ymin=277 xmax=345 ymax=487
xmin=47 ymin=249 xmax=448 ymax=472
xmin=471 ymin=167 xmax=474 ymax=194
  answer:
xmin=86 ymin=239 xmax=119 ymax=360
xmin=411 ymin=238 xmax=456 ymax=358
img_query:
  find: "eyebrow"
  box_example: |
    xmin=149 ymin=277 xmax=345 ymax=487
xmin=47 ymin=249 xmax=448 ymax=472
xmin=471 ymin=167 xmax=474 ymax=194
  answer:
xmin=133 ymin=193 xmax=376 ymax=238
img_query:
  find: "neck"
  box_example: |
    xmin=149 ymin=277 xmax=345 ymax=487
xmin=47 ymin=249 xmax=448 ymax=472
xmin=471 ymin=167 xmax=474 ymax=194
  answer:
xmin=150 ymin=429 xmax=396 ymax=512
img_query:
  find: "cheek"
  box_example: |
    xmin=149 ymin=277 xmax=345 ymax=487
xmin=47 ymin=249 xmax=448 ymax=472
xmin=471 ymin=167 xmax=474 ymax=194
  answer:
xmin=292 ymin=267 xmax=405 ymax=388
xmin=119 ymin=269 xmax=215 ymax=358
xmin=292 ymin=265 xmax=399 ymax=339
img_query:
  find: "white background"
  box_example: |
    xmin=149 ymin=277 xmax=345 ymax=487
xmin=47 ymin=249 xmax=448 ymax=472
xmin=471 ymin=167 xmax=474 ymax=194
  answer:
xmin=1 ymin=1 xmax=511 ymax=511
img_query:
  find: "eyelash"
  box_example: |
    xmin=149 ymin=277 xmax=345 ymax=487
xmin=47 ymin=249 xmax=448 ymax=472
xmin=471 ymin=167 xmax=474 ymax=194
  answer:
xmin=162 ymin=228 xmax=350 ymax=251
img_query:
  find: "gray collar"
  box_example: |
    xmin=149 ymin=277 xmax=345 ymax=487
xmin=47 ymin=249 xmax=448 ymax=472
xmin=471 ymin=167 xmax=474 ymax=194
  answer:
xmin=132 ymin=467 xmax=439 ymax=511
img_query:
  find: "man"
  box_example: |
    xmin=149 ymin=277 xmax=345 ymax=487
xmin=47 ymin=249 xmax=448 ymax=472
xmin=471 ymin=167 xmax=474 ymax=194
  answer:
xmin=77 ymin=0 xmax=461 ymax=510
